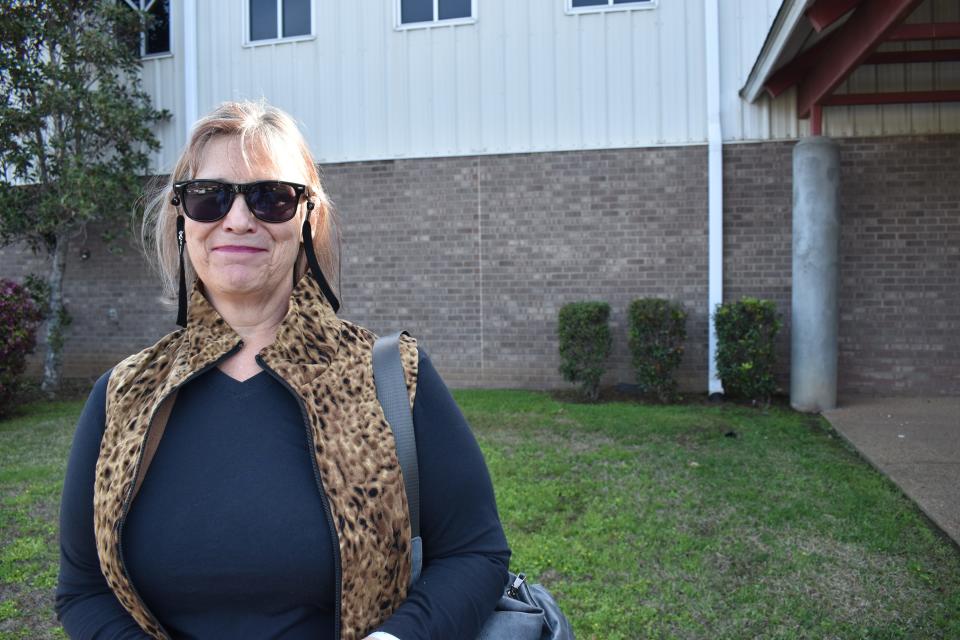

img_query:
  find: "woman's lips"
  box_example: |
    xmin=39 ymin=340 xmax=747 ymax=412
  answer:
xmin=213 ymin=245 xmax=267 ymax=253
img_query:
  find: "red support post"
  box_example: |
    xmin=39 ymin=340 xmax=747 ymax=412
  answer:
xmin=810 ymin=104 xmax=823 ymax=135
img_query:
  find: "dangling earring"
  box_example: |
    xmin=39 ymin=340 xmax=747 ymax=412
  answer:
xmin=301 ymin=201 xmax=341 ymax=312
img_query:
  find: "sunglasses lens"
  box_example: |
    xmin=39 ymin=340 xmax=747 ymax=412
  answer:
xmin=248 ymin=182 xmax=299 ymax=222
xmin=182 ymin=182 xmax=232 ymax=222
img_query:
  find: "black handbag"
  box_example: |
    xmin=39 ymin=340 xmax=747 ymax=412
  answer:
xmin=373 ymin=331 xmax=575 ymax=640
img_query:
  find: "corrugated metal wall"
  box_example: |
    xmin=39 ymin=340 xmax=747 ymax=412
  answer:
xmin=140 ymin=0 xmax=960 ymax=172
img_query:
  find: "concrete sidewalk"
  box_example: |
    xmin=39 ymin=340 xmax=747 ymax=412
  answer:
xmin=822 ymin=395 xmax=960 ymax=547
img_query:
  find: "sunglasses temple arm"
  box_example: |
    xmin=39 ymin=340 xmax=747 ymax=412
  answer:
xmin=176 ymin=215 xmax=188 ymax=327
xmin=301 ymin=215 xmax=340 ymax=313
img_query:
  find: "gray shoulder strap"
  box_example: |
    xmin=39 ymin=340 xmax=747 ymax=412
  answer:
xmin=372 ymin=330 xmax=421 ymax=539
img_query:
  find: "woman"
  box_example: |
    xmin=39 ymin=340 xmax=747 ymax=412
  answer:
xmin=55 ymin=99 xmax=511 ymax=640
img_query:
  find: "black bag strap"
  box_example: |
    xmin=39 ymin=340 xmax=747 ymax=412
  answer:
xmin=372 ymin=330 xmax=421 ymax=539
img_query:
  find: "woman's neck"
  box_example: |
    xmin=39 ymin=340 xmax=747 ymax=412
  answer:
xmin=202 ymin=280 xmax=294 ymax=380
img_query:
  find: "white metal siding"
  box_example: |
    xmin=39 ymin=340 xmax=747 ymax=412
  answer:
xmin=140 ymin=0 xmax=186 ymax=173
xmin=141 ymin=0 xmax=960 ymax=172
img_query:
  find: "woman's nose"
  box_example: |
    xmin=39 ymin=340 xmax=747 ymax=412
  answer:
xmin=221 ymin=192 xmax=256 ymax=232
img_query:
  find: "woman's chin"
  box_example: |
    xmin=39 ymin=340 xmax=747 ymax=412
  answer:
xmin=204 ymin=270 xmax=276 ymax=299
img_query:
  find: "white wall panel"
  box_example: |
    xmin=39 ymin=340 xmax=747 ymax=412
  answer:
xmin=606 ymin=13 xmax=633 ymax=147
xmin=504 ymin=1 xmax=532 ymax=152
xmin=528 ymin=0 xmax=556 ymax=151
xmin=685 ymin=0 xmax=707 ymax=141
xmin=143 ymin=0 xmax=960 ymax=172
xmin=657 ymin=1 xmax=688 ymax=143
xmin=408 ymin=29 xmax=434 ymax=152
xmin=554 ymin=1 xmax=581 ymax=151
xmin=359 ymin=2 xmax=386 ymax=160
xmin=479 ymin=0 xmax=506 ymax=153
xmin=579 ymin=13 xmax=608 ymax=148
xmin=338 ymin=0 xmax=364 ymax=155
xmin=632 ymin=8 xmax=661 ymax=144
xmin=455 ymin=24 xmax=482 ymax=153
xmin=142 ymin=55 xmax=182 ymax=173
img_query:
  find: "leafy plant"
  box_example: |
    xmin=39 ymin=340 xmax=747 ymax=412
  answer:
xmin=0 ymin=279 xmax=45 ymax=416
xmin=0 ymin=0 xmax=170 ymax=393
xmin=713 ymin=296 xmax=783 ymax=407
xmin=557 ymin=302 xmax=612 ymax=402
xmin=627 ymin=298 xmax=687 ymax=403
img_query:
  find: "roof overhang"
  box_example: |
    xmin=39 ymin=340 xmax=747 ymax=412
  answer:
xmin=740 ymin=0 xmax=960 ymax=132
xmin=740 ymin=0 xmax=815 ymax=104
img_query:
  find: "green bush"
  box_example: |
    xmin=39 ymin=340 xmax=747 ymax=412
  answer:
xmin=0 ymin=279 xmax=45 ymax=416
xmin=713 ymin=296 xmax=783 ymax=406
xmin=557 ymin=301 xmax=612 ymax=402
xmin=627 ymin=298 xmax=687 ymax=403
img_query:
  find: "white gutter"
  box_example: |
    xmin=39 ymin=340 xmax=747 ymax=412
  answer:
xmin=705 ymin=0 xmax=723 ymax=396
xmin=740 ymin=0 xmax=812 ymax=103
xmin=183 ymin=0 xmax=198 ymax=141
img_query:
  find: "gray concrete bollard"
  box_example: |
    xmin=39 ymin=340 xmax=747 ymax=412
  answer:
xmin=791 ymin=136 xmax=840 ymax=413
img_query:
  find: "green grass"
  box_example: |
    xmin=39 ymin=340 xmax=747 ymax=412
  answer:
xmin=1 ymin=392 xmax=958 ymax=639
xmin=0 ymin=401 xmax=77 ymax=640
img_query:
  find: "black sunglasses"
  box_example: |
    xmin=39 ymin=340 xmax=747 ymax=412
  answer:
xmin=171 ymin=180 xmax=311 ymax=223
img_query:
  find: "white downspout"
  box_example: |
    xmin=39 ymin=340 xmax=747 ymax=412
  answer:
xmin=183 ymin=0 xmax=198 ymax=142
xmin=705 ymin=0 xmax=724 ymax=396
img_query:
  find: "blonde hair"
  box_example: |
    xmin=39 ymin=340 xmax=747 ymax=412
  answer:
xmin=140 ymin=98 xmax=341 ymax=303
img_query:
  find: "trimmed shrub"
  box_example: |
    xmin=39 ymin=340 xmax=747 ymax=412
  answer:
xmin=627 ymin=298 xmax=687 ymax=403
xmin=713 ymin=296 xmax=783 ymax=406
xmin=0 ymin=279 xmax=45 ymax=416
xmin=557 ymin=302 xmax=612 ymax=402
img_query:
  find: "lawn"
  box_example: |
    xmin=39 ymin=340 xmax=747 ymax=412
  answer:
xmin=1 ymin=391 xmax=958 ymax=639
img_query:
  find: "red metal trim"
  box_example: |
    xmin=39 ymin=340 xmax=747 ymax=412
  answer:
xmin=806 ymin=0 xmax=863 ymax=32
xmin=796 ymin=0 xmax=924 ymax=118
xmin=766 ymin=64 xmax=807 ymax=98
xmin=820 ymin=90 xmax=960 ymax=106
xmin=887 ymin=22 xmax=960 ymax=40
xmin=864 ymin=49 xmax=960 ymax=64
xmin=810 ymin=104 xmax=823 ymax=135
xmin=766 ymin=42 xmax=830 ymax=99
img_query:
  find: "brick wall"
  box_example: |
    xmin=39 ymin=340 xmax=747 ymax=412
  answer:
xmin=0 ymin=231 xmax=180 ymax=381
xmin=1 ymin=135 xmax=956 ymax=396
xmin=721 ymin=135 xmax=959 ymax=397
xmin=836 ymin=136 xmax=959 ymax=396
xmin=328 ymin=147 xmax=711 ymax=392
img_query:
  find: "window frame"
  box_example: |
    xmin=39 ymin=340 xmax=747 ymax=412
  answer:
xmin=120 ymin=0 xmax=174 ymax=59
xmin=564 ymin=0 xmax=658 ymax=16
xmin=242 ymin=0 xmax=317 ymax=48
xmin=393 ymin=0 xmax=478 ymax=31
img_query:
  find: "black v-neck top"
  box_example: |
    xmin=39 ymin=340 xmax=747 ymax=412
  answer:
xmin=56 ymin=348 xmax=511 ymax=639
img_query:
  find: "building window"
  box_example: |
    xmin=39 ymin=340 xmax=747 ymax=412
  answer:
xmin=566 ymin=0 xmax=656 ymax=14
xmin=247 ymin=0 xmax=313 ymax=44
xmin=119 ymin=0 xmax=171 ymax=57
xmin=396 ymin=0 xmax=475 ymax=29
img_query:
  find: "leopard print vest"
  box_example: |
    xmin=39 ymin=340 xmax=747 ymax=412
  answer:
xmin=92 ymin=274 xmax=418 ymax=639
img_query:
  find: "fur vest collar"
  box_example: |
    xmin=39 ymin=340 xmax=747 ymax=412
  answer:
xmin=93 ymin=274 xmax=419 ymax=639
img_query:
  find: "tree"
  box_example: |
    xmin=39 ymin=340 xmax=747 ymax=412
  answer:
xmin=0 ymin=0 xmax=169 ymax=393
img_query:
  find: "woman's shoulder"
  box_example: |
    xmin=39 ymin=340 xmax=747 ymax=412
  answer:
xmin=108 ymin=328 xmax=187 ymax=388
xmin=337 ymin=318 xmax=423 ymax=408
